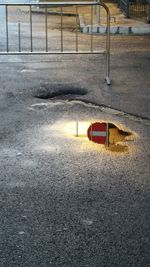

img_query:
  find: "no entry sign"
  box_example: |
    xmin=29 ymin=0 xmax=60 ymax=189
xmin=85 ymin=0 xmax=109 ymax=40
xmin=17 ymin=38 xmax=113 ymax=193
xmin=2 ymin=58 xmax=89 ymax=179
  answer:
xmin=87 ymin=122 xmax=109 ymax=145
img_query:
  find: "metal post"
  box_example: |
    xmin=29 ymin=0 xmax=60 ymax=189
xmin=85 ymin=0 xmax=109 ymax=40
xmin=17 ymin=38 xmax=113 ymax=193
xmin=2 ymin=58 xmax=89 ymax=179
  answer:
xmin=101 ymin=2 xmax=111 ymax=85
xmin=5 ymin=5 xmax=9 ymax=52
xmin=98 ymin=4 xmax=100 ymax=24
xmin=76 ymin=5 xmax=78 ymax=52
xmin=61 ymin=7 xmax=63 ymax=52
xmin=76 ymin=122 xmax=78 ymax=137
xmin=91 ymin=5 xmax=93 ymax=52
xmin=45 ymin=7 xmax=48 ymax=52
xmin=96 ymin=0 xmax=100 ymax=24
xmin=18 ymin=21 xmax=21 ymax=52
xmin=30 ymin=5 xmax=33 ymax=52
xmin=106 ymin=123 xmax=109 ymax=147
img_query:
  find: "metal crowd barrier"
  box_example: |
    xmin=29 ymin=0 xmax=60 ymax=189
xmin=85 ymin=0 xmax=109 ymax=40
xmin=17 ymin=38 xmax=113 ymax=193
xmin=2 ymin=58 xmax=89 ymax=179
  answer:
xmin=0 ymin=1 xmax=111 ymax=85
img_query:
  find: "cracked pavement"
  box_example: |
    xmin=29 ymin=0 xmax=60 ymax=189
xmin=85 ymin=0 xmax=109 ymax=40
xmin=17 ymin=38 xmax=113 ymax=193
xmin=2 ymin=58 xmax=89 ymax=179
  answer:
xmin=0 ymin=23 xmax=150 ymax=267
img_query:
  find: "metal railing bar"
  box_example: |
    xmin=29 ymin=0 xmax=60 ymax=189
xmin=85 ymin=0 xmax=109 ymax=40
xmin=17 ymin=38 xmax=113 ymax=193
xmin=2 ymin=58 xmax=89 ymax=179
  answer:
xmin=30 ymin=5 xmax=33 ymax=52
xmin=76 ymin=5 xmax=78 ymax=52
xmin=101 ymin=2 xmax=110 ymax=84
xmin=5 ymin=5 xmax=9 ymax=52
xmin=0 ymin=2 xmax=100 ymax=6
xmin=18 ymin=21 xmax=21 ymax=52
xmin=91 ymin=4 xmax=93 ymax=52
xmin=45 ymin=7 xmax=48 ymax=52
xmin=61 ymin=7 xmax=63 ymax=52
xmin=0 ymin=51 xmax=106 ymax=55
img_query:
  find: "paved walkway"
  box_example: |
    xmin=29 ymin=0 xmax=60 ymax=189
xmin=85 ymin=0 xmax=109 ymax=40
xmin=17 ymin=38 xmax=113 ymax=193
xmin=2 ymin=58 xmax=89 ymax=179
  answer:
xmin=78 ymin=1 xmax=150 ymax=34
xmin=32 ymin=1 xmax=150 ymax=35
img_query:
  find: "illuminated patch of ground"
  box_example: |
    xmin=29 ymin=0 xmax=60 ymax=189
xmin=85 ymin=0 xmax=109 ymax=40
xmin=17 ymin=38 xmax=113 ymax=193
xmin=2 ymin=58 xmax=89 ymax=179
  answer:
xmin=64 ymin=121 xmax=135 ymax=153
xmin=29 ymin=100 xmax=138 ymax=153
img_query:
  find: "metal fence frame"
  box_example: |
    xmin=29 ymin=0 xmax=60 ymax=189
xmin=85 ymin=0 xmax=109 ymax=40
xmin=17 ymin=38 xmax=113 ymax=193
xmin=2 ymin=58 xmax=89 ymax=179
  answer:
xmin=0 ymin=1 xmax=111 ymax=85
xmin=129 ymin=0 xmax=149 ymax=21
xmin=117 ymin=0 xmax=149 ymax=22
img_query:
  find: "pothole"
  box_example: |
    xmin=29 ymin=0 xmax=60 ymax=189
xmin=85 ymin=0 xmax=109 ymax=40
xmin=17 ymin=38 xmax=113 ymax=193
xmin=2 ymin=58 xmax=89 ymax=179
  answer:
xmin=34 ymin=84 xmax=87 ymax=100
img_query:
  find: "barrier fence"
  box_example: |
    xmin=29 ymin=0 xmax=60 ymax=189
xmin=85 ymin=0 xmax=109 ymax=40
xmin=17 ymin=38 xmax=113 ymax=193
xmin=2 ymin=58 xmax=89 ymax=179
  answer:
xmin=0 ymin=2 xmax=111 ymax=85
xmin=117 ymin=0 xmax=149 ymax=22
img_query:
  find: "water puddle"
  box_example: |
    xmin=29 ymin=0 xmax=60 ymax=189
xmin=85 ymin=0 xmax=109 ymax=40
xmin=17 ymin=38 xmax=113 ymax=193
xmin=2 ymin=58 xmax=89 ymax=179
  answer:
xmin=65 ymin=121 xmax=135 ymax=153
xmin=29 ymin=97 xmax=138 ymax=153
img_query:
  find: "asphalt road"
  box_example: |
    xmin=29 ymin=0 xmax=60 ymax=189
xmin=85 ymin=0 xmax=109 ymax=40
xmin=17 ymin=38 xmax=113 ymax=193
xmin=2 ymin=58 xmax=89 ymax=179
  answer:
xmin=0 ymin=13 xmax=150 ymax=267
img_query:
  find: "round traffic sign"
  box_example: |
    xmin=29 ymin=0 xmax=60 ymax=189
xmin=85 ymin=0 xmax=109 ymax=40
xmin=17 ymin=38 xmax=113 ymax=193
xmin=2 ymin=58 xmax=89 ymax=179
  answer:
xmin=87 ymin=122 xmax=108 ymax=144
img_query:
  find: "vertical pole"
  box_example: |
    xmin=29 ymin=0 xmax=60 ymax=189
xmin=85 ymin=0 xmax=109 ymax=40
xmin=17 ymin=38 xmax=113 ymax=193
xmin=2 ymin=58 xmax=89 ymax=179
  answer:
xmin=76 ymin=122 xmax=78 ymax=137
xmin=91 ymin=5 xmax=93 ymax=52
xmin=76 ymin=5 xmax=78 ymax=52
xmin=30 ymin=5 xmax=33 ymax=52
xmin=61 ymin=7 xmax=63 ymax=52
xmin=105 ymin=3 xmax=111 ymax=85
xmin=96 ymin=0 xmax=100 ymax=24
xmin=5 ymin=4 xmax=9 ymax=52
xmin=94 ymin=0 xmax=97 ymax=15
xmin=45 ymin=7 xmax=48 ymax=52
xmin=98 ymin=3 xmax=100 ymax=24
xmin=18 ymin=21 xmax=21 ymax=52
xmin=106 ymin=123 xmax=109 ymax=147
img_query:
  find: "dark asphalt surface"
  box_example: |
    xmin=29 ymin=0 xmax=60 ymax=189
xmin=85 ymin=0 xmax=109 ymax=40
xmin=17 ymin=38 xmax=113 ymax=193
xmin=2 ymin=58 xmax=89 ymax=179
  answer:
xmin=0 ymin=16 xmax=150 ymax=267
xmin=0 ymin=95 xmax=150 ymax=267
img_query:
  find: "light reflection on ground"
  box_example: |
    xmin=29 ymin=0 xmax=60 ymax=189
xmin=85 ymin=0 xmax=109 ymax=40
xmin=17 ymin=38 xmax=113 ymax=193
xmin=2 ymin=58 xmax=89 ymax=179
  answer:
xmin=64 ymin=121 xmax=90 ymax=138
xmin=47 ymin=120 xmax=137 ymax=153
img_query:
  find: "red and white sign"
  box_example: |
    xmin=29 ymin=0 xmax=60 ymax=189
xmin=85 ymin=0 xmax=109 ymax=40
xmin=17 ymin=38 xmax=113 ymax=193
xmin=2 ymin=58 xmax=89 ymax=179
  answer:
xmin=87 ymin=122 xmax=108 ymax=145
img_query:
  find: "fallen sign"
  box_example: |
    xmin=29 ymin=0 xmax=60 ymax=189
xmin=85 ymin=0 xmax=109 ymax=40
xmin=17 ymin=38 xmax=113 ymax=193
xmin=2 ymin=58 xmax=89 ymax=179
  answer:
xmin=87 ymin=122 xmax=109 ymax=146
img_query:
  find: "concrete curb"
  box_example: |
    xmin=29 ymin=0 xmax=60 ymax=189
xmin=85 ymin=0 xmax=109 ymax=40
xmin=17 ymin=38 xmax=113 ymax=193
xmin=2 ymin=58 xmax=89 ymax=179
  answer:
xmin=80 ymin=25 xmax=150 ymax=35
xmin=79 ymin=14 xmax=150 ymax=35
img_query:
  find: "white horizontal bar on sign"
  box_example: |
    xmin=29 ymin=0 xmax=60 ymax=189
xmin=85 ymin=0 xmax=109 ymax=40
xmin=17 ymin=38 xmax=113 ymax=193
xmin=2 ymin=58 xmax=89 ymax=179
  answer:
xmin=90 ymin=131 xmax=107 ymax=137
